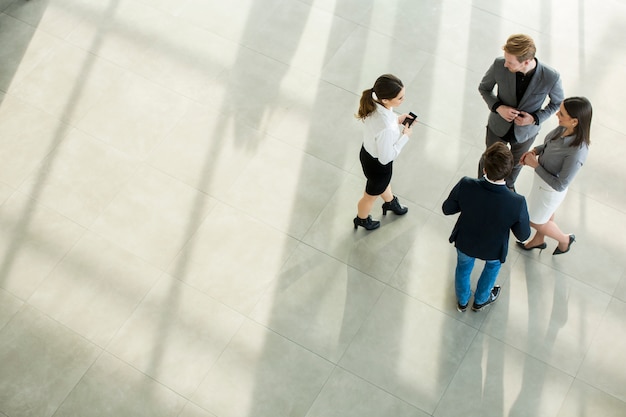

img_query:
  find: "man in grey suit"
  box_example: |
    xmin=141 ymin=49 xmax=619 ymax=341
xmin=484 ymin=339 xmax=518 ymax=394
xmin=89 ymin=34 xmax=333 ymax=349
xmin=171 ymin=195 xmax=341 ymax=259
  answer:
xmin=478 ymin=34 xmax=564 ymax=191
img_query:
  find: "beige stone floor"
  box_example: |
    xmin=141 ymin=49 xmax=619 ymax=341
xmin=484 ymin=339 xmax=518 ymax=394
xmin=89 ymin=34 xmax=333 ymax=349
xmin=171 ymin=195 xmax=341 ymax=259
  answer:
xmin=1 ymin=0 xmax=625 ymax=416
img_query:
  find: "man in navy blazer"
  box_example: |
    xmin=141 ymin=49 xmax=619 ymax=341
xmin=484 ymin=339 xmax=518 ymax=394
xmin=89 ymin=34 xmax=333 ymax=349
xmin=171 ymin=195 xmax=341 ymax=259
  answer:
xmin=478 ymin=34 xmax=564 ymax=191
xmin=444 ymin=143 xmax=530 ymax=312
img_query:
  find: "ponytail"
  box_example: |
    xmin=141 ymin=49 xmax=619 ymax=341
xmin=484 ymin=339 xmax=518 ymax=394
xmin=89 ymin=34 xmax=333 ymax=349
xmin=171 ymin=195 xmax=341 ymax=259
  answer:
xmin=355 ymin=74 xmax=404 ymax=121
xmin=356 ymin=88 xmax=377 ymax=120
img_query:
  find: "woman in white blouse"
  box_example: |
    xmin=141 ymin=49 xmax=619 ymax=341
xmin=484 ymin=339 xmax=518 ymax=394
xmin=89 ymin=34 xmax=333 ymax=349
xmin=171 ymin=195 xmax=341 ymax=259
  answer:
xmin=354 ymin=74 xmax=415 ymax=230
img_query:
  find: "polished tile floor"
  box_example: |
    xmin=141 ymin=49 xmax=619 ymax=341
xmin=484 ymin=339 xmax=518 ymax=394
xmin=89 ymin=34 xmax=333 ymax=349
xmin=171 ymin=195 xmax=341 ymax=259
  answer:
xmin=1 ymin=0 xmax=625 ymax=416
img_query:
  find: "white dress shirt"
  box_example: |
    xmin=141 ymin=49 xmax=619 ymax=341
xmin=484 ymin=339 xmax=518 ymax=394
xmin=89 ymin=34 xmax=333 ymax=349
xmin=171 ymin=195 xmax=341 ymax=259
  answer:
xmin=362 ymin=103 xmax=409 ymax=165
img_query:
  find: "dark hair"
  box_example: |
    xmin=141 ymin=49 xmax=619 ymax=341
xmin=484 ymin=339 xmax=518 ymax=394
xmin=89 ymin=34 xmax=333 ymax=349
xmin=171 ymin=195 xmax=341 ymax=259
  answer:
xmin=563 ymin=96 xmax=592 ymax=147
xmin=483 ymin=142 xmax=514 ymax=181
xmin=503 ymin=34 xmax=536 ymax=62
xmin=356 ymin=74 xmax=404 ymax=120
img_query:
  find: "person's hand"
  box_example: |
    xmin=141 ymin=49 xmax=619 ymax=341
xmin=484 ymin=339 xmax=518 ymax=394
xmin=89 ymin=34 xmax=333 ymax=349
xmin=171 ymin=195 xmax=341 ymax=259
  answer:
xmin=399 ymin=113 xmax=417 ymax=126
xmin=496 ymin=105 xmax=520 ymax=122
xmin=520 ymin=151 xmax=538 ymax=168
xmin=402 ymin=124 xmax=413 ymax=136
xmin=514 ymin=111 xmax=535 ymax=126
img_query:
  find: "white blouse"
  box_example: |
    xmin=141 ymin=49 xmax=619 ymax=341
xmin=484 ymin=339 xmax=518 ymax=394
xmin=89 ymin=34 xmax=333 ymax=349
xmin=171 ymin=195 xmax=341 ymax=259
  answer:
xmin=362 ymin=103 xmax=409 ymax=165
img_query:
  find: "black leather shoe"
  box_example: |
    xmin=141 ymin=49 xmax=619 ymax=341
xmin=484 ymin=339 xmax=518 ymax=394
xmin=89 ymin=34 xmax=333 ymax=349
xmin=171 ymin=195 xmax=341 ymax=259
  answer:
xmin=382 ymin=196 xmax=408 ymax=215
xmin=516 ymin=241 xmax=547 ymax=252
xmin=472 ymin=286 xmax=501 ymax=311
xmin=553 ymin=234 xmax=575 ymax=255
xmin=353 ymin=215 xmax=380 ymax=230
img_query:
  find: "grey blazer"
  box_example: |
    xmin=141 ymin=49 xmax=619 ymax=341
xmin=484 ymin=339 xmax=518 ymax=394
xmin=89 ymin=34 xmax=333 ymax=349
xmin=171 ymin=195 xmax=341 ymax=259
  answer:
xmin=479 ymin=57 xmax=564 ymax=143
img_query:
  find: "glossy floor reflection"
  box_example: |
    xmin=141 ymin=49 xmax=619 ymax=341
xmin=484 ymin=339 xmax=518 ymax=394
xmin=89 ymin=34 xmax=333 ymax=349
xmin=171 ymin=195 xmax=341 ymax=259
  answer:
xmin=1 ymin=1 xmax=625 ymax=416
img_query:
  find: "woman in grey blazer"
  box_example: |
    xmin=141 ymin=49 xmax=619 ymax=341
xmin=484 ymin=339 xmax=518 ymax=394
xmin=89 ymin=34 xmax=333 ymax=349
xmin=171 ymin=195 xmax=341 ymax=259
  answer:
xmin=518 ymin=97 xmax=592 ymax=255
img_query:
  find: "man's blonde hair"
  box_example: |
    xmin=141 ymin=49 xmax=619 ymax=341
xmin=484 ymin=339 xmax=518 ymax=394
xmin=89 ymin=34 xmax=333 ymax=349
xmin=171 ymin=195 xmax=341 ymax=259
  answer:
xmin=502 ymin=34 xmax=536 ymax=62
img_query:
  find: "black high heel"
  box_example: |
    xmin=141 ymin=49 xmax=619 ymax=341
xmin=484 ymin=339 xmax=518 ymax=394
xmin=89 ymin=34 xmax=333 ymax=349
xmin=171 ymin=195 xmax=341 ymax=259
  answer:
xmin=553 ymin=234 xmax=575 ymax=255
xmin=353 ymin=215 xmax=380 ymax=230
xmin=382 ymin=196 xmax=408 ymax=215
xmin=516 ymin=241 xmax=547 ymax=252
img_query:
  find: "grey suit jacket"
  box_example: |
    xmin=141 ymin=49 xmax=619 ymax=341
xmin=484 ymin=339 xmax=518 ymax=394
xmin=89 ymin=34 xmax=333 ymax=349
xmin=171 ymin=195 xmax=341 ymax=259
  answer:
xmin=479 ymin=57 xmax=564 ymax=143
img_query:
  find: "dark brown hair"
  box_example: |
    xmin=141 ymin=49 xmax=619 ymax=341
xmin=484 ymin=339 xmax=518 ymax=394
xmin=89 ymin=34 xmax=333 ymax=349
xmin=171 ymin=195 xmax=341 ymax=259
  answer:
xmin=483 ymin=142 xmax=514 ymax=181
xmin=563 ymin=96 xmax=592 ymax=147
xmin=356 ymin=74 xmax=404 ymax=120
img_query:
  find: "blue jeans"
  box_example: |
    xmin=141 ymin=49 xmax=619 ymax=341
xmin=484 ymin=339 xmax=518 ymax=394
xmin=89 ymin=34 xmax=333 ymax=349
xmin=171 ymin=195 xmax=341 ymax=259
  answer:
xmin=455 ymin=248 xmax=502 ymax=306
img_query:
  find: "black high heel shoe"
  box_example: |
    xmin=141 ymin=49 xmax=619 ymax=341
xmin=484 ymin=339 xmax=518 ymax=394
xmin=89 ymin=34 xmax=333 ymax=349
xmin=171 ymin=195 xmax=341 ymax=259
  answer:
xmin=353 ymin=215 xmax=380 ymax=230
xmin=553 ymin=234 xmax=575 ymax=255
xmin=382 ymin=196 xmax=408 ymax=215
xmin=516 ymin=241 xmax=547 ymax=252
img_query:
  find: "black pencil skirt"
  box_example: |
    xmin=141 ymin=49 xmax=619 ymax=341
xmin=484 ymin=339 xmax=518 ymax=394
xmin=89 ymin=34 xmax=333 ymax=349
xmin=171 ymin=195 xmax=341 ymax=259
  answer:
xmin=359 ymin=145 xmax=393 ymax=195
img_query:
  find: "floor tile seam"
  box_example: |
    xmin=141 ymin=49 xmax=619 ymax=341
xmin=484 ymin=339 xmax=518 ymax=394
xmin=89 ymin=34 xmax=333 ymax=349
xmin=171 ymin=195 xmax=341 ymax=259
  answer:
xmin=80 ymin=223 xmax=171 ymax=280
xmin=553 ymin=379 xmax=575 ymax=417
xmin=47 ymin=347 xmax=104 ymax=417
xmin=122 ymin=272 xmax=249 ymax=340
xmin=216 ymin=1 xmax=363 ymax=77
xmin=69 ymin=68 xmax=192 ymax=142
xmin=291 ymin=240 xmax=403 ymax=301
xmin=245 ymin=315 xmax=340 ymax=368
xmin=474 ymin=327 xmax=581 ymax=378
xmin=431 ymin=328 xmax=480 ymax=416
xmin=569 ymin=185 xmax=626 ymax=216
xmin=567 ymin=296 xmax=616 ymax=380
xmin=295 ymin=210 xmax=447 ymax=286
xmin=171 ymin=191 xmax=305 ymax=244
xmin=67 ymin=141 xmax=146 ymax=228
xmin=71 ymin=0 xmax=328 ymax=87
xmin=13 ymin=151 xmax=142 ymax=232
xmin=1 ymin=93 xmax=78 ymax=188
xmin=94 ymin=270 xmax=175 ymax=354
xmin=468 ymin=5 xmax=547 ymax=35
xmin=2 ymin=196 xmax=88 ymax=292
xmin=11 ymin=20 xmax=143 ymax=116
xmin=1 ymin=6 xmax=70 ymax=37
xmin=6 ymin=300 xmax=104 ymax=354
xmin=328 ymin=362 xmax=435 ymax=416
xmin=79 ymin=159 xmax=218 ymax=274
xmin=1 ymin=182 xmax=91 ymax=232
xmin=8 ymin=29 xmax=211 ymax=127
xmin=386 ymin=282 xmax=484 ymax=332
xmin=240 ymin=275 xmax=387 ymax=367
xmin=91 ymin=347 xmax=197 ymax=404
xmin=179 ymin=313 xmax=249 ymax=408
xmin=475 ymin=264 xmax=618 ymax=374
xmin=222 ymin=39 xmax=325 ymax=79
xmin=331 ymin=279 xmax=388 ymax=366
xmin=68 ymin=272 xmax=252 ymax=400
xmin=514 ymin=250 xmax=623 ymax=298
xmin=263 ymin=130 xmax=361 ymax=175
xmin=22 ymin=226 xmax=87 ymax=289
xmin=301 ymin=363 xmax=336 ymax=417
xmin=348 ymin=21 xmax=431 ymax=54
xmin=258 ymin=133 xmax=362 ymax=192
xmin=570 ymin=375 xmax=626 ymax=407
xmin=18 ymin=287 xmax=143 ymax=355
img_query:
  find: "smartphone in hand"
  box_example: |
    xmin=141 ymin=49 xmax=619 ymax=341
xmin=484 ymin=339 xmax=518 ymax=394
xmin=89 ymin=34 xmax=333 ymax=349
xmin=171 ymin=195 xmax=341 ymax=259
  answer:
xmin=404 ymin=111 xmax=418 ymax=127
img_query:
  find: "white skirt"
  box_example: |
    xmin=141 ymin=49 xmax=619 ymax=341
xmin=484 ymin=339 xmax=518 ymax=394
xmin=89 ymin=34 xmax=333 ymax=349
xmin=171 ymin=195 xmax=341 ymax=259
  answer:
xmin=527 ymin=171 xmax=568 ymax=224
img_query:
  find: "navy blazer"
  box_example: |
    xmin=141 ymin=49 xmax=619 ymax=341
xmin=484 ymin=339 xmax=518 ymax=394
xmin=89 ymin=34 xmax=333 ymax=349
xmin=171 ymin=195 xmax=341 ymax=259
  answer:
xmin=479 ymin=57 xmax=564 ymax=143
xmin=442 ymin=177 xmax=531 ymax=262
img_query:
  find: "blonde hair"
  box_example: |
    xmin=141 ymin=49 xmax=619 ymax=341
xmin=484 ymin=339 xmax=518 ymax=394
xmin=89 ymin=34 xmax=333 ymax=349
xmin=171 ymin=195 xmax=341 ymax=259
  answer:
xmin=503 ymin=34 xmax=536 ymax=62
